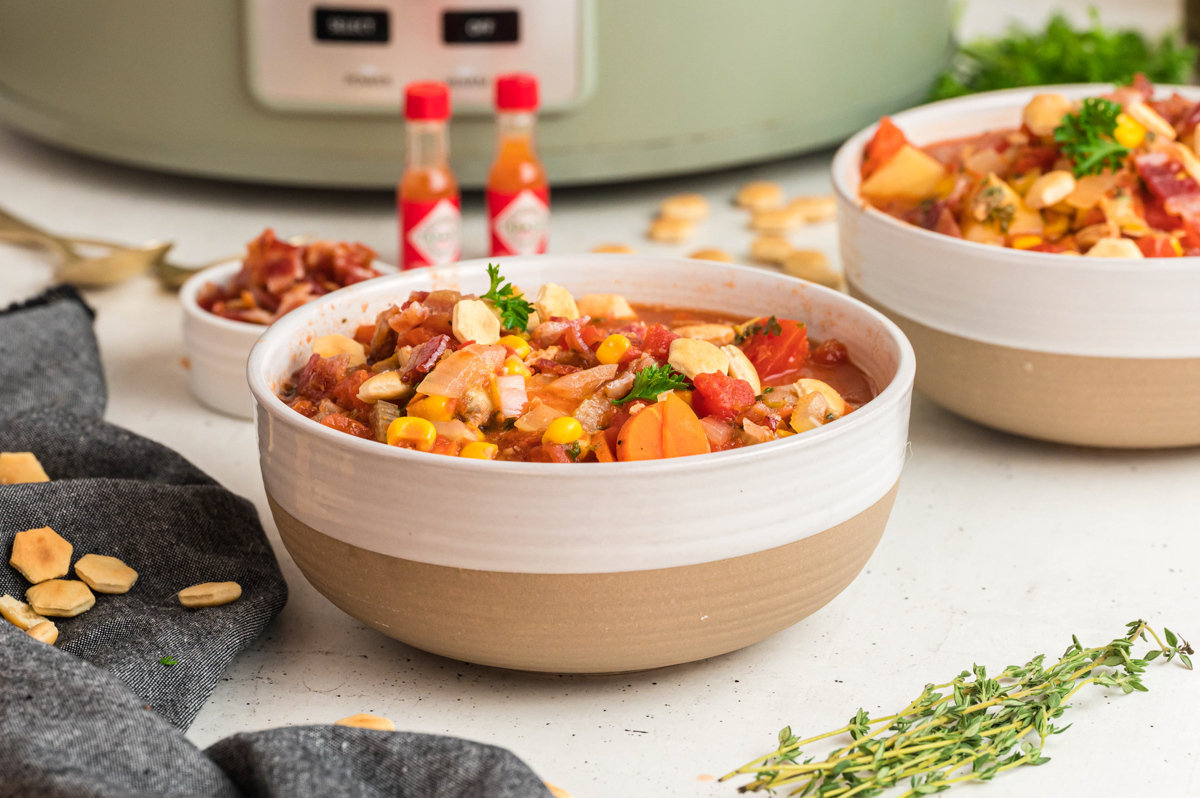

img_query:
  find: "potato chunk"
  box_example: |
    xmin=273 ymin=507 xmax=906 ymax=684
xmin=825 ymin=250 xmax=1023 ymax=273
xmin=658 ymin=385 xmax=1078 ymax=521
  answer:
xmin=26 ymin=580 xmax=95 ymax=618
xmin=0 ymin=452 xmax=50 ymax=484
xmin=74 ymin=553 xmax=139 ymax=594
xmin=312 ymin=334 xmax=367 ymax=367
xmin=860 ymin=145 xmax=946 ymax=200
xmin=668 ymin=338 xmax=730 ymax=380
xmin=178 ymin=581 xmax=242 ymax=608
xmin=335 ymin=713 xmax=396 ymax=731
xmin=10 ymin=526 xmax=73 ymax=584
xmin=0 ymin=594 xmax=50 ymax=631
xmin=535 ymin=283 xmax=580 ymax=321
xmin=576 ymin=293 xmax=636 ymax=321
xmin=452 ymin=298 xmax=502 ymax=344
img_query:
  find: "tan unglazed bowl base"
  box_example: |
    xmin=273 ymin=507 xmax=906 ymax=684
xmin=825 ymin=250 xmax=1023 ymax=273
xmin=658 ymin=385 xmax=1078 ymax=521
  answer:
xmin=269 ymin=483 xmax=898 ymax=674
xmin=851 ymin=285 xmax=1200 ymax=449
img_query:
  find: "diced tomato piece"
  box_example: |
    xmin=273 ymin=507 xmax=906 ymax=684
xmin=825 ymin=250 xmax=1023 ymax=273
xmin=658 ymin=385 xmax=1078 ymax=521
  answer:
xmin=290 ymin=398 xmax=318 ymax=418
xmin=430 ymin=435 xmax=461 ymax=457
xmin=1135 ymin=152 xmax=1200 ymax=201
xmin=642 ymin=324 xmax=680 ymax=362
xmin=320 ymin=413 xmax=373 ymax=440
xmin=543 ymin=442 xmax=574 ymax=463
xmin=1136 ymin=235 xmax=1181 ymax=258
xmin=296 ymin=353 xmax=351 ymax=400
xmin=810 ymin=339 xmax=849 ymax=366
xmin=353 ymin=324 xmax=375 ymax=346
xmin=740 ymin=319 xmax=810 ymax=386
xmin=861 ymin=117 xmax=908 ymax=179
xmin=1077 ymin=207 xmax=1106 ymax=228
xmin=691 ymin=372 xmax=756 ymax=421
xmin=618 ymin=345 xmax=644 ymax=366
xmin=580 ymin=324 xmax=606 ymax=348
xmin=1027 ymin=241 xmax=1075 ymax=253
xmin=332 ymin=369 xmax=373 ymax=415
xmin=1179 ymin=101 xmax=1200 ymax=135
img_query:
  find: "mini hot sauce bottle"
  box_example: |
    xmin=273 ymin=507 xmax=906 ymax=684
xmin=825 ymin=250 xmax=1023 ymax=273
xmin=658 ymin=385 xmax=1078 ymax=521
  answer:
xmin=487 ymin=73 xmax=549 ymax=256
xmin=400 ymin=81 xmax=461 ymax=270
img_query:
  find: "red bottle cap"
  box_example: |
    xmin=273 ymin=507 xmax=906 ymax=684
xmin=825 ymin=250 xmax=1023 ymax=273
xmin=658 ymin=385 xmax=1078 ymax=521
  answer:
xmin=495 ymin=73 xmax=539 ymax=112
xmin=405 ymin=81 xmax=451 ymax=121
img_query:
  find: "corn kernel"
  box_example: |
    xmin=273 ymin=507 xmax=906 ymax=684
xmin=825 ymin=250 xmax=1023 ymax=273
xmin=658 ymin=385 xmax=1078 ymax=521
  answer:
xmin=502 ymin=355 xmax=531 ymax=377
xmin=543 ymin=416 xmax=584 ymax=445
xmin=1114 ymin=113 xmax=1146 ymax=149
xmin=596 ymin=334 xmax=632 ymax=366
xmin=460 ymin=442 xmax=499 ymax=460
xmin=406 ymin=395 xmax=455 ymax=422
xmin=498 ymin=335 xmax=531 ymax=359
xmin=1172 ymin=237 xmax=1184 ymax=256
xmin=1043 ymin=213 xmax=1071 ymax=241
xmin=1011 ymin=235 xmax=1043 ymax=250
xmin=386 ymin=417 xmax=437 ymax=451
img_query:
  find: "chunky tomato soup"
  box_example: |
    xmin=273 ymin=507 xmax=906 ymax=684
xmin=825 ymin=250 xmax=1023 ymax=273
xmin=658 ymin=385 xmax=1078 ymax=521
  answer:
xmin=861 ymin=74 xmax=1200 ymax=258
xmin=278 ymin=266 xmax=876 ymax=463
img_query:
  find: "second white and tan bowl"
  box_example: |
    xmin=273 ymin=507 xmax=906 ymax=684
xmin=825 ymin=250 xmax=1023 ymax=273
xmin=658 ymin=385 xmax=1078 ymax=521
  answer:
xmin=248 ymin=255 xmax=915 ymax=673
xmin=833 ymin=85 xmax=1200 ymax=449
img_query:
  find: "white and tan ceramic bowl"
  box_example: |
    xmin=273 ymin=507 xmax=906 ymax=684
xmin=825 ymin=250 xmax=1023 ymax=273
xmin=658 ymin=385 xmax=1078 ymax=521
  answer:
xmin=247 ymin=255 xmax=915 ymax=673
xmin=181 ymin=261 xmax=263 ymax=419
xmin=834 ymin=84 xmax=1200 ymax=448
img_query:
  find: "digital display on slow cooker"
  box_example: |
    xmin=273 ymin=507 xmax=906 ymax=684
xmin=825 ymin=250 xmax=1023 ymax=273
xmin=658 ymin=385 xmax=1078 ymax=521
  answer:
xmin=313 ymin=7 xmax=390 ymax=43
xmin=443 ymin=10 xmax=520 ymax=44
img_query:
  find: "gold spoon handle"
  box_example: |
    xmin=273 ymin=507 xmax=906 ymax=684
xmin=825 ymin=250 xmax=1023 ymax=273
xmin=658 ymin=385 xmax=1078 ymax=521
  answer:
xmin=0 ymin=205 xmax=74 ymax=257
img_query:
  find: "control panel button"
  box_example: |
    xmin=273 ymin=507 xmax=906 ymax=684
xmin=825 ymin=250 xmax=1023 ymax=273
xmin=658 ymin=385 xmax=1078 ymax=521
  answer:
xmin=314 ymin=7 xmax=390 ymax=43
xmin=443 ymin=10 xmax=519 ymax=44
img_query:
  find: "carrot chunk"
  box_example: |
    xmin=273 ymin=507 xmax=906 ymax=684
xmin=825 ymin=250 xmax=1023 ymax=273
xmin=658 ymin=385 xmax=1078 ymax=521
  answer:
xmin=661 ymin=393 xmax=711 ymax=459
xmin=861 ymin=117 xmax=908 ymax=180
xmin=594 ymin=435 xmax=616 ymax=463
xmin=616 ymin=403 xmax=665 ymax=461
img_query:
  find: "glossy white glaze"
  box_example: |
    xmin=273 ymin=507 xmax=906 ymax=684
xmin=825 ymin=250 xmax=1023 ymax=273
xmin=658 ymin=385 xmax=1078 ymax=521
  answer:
xmin=247 ymin=256 xmax=915 ymax=574
xmin=180 ymin=261 xmax=264 ymax=419
xmin=833 ymin=84 xmax=1200 ymax=359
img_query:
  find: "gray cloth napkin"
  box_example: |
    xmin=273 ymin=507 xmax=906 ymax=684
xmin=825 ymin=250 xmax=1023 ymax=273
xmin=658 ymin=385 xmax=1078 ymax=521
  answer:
xmin=0 ymin=288 xmax=552 ymax=798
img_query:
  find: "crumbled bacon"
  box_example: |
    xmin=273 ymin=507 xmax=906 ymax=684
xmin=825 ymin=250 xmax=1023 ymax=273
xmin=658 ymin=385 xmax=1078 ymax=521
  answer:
xmin=533 ymin=359 xmax=581 ymax=376
xmin=399 ymin=335 xmax=452 ymax=383
xmin=296 ymin=353 xmax=351 ymax=401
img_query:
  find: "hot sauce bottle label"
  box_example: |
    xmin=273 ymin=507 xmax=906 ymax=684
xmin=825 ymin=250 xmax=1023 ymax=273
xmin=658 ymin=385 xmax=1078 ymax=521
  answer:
xmin=402 ymin=197 xmax=462 ymax=269
xmin=488 ymin=187 xmax=550 ymax=256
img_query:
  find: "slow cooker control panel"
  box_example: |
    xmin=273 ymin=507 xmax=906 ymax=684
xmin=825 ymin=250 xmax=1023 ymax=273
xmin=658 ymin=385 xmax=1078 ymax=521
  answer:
xmin=245 ymin=0 xmax=593 ymax=114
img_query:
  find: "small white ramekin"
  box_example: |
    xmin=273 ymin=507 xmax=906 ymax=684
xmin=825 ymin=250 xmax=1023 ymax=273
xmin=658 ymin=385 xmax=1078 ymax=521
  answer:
xmin=834 ymin=84 xmax=1200 ymax=448
xmin=180 ymin=261 xmax=265 ymax=419
xmin=247 ymin=255 xmax=916 ymax=673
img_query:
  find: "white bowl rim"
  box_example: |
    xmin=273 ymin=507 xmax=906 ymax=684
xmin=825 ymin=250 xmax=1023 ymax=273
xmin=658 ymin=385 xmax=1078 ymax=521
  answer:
xmin=831 ymin=82 xmax=1200 ymax=273
xmin=246 ymin=254 xmax=917 ymax=476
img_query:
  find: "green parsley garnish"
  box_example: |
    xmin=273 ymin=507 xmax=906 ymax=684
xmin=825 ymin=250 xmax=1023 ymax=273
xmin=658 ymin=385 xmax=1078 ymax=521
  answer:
xmin=159 ymin=656 xmax=178 ymax=666
xmin=1054 ymin=97 xmax=1130 ymax=177
xmin=929 ymin=12 xmax=1196 ymax=102
xmin=612 ymin=364 xmax=688 ymax=406
xmin=481 ymin=264 xmax=535 ymax=331
xmin=735 ymin=315 xmax=783 ymax=345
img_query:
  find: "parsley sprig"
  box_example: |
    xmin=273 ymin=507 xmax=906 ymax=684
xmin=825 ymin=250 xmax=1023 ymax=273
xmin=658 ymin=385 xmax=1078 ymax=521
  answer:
xmin=612 ymin=364 xmax=687 ymax=405
xmin=1054 ymin=97 xmax=1131 ymax=177
xmin=480 ymin=264 xmax=535 ymax=331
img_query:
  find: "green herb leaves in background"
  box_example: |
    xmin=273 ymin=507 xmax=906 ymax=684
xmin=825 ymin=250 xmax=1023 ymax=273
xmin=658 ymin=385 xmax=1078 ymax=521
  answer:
xmin=931 ymin=12 xmax=1196 ymax=102
xmin=1055 ymin=97 xmax=1130 ymax=176
xmin=159 ymin=656 xmax=178 ymax=666
xmin=723 ymin=620 xmax=1191 ymax=796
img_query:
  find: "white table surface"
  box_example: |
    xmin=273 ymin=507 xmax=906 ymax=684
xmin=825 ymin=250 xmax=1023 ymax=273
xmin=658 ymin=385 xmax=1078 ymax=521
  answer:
xmin=2 ymin=4 xmax=1198 ymax=793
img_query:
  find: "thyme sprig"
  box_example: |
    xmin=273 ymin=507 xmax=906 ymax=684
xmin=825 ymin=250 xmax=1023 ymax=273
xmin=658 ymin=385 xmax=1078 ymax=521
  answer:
xmin=722 ymin=620 xmax=1191 ymax=796
xmin=480 ymin=264 xmax=535 ymax=331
